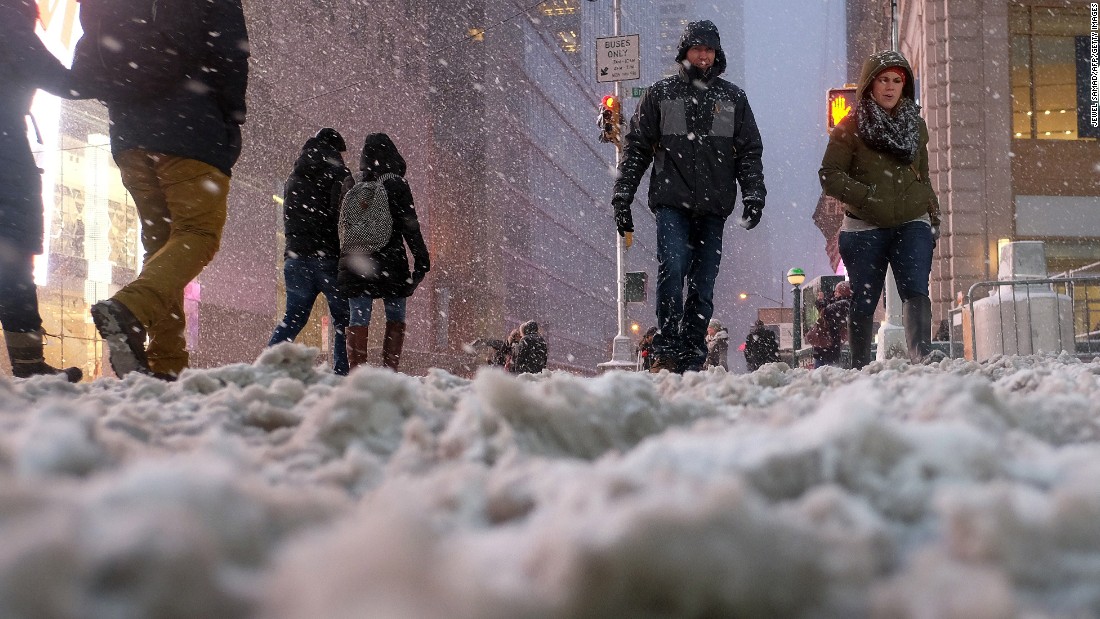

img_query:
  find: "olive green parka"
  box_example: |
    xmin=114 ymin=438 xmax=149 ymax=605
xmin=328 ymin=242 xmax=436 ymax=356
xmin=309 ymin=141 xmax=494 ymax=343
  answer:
xmin=819 ymin=51 xmax=940 ymax=228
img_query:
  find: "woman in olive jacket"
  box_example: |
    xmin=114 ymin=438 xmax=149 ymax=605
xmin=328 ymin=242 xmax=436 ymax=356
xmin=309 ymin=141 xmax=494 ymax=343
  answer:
xmin=819 ymin=50 xmax=941 ymax=369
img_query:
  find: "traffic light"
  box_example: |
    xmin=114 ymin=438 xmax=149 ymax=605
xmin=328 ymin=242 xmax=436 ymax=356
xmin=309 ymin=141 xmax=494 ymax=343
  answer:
xmin=826 ymin=85 xmax=858 ymax=131
xmin=598 ymin=94 xmax=622 ymax=145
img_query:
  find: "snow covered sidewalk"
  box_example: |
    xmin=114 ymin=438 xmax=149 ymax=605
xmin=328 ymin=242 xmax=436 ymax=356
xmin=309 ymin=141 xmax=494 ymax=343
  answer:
xmin=3 ymin=343 xmax=1100 ymax=618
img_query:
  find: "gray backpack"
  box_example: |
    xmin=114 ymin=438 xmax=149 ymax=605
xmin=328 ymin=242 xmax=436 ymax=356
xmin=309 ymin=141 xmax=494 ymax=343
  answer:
xmin=339 ymin=173 xmax=397 ymax=255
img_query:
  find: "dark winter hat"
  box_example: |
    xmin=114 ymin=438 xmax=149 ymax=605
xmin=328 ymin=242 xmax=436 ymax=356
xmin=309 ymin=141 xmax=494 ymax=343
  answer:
xmin=360 ymin=133 xmax=407 ymax=178
xmin=709 ymin=319 xmax=722 ymax=330
xmin=521 ymin=320 xmax=540 ymax=335
xmin=314 ymin=128 xmax=346 ymax=152
xmin=675 ymin=20 xmax=727 ymax=76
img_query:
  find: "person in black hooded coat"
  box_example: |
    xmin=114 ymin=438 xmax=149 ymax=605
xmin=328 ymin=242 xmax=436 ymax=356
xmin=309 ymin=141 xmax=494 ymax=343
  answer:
xmin=610 ymin=20 xmax=767 ymax=374
xmin=338 ymin=133 xmax=430 ymax=372
xmin=268 ymin=129 xmax=352 ymax=375
xmin=0 ymin=0 xmax=86 ymax=381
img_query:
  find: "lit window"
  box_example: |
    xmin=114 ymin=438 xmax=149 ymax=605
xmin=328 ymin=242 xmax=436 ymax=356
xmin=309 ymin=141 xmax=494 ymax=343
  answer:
xmin=1010 ymin=5 xmax=1095 ymax=141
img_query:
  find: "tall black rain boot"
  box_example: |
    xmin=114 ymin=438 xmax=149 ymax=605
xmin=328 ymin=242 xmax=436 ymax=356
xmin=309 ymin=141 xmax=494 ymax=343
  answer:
xmin=848 ymin=314 xmax=875 ymax=370
xmin=903 ymin=296 xmax=933 ymax=363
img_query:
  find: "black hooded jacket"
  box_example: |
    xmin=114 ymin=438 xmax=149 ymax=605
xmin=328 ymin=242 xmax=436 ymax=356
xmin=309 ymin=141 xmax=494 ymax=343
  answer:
xmin=0 ymin=0 xmax=80 ymax=253
xmin=613 ymin=20 xmax=766 ymax=226
xmin=337 ymin=133 xmax=431 ymax=299
xmin=84 ymin=0 xmax=250 ymax=177
xmin=282 ymin=137 xmax=350 ymax=259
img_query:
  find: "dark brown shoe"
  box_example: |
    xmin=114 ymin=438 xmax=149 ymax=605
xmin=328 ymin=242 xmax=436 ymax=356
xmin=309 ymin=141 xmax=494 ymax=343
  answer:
xmin=91 ymin=299 xmax=149 ymax=377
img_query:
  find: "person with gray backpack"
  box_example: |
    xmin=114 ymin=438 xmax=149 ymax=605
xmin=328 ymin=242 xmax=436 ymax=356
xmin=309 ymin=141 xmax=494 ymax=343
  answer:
xmin=337 ymin=133 xmax=430 ymax=372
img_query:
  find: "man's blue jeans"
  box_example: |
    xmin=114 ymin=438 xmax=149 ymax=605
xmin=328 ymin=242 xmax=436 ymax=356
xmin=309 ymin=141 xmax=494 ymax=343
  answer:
xmin=838 ymin=220 xmax=934 ymax=319
xmin=268 ymin=257 xmax=350 ymax=375
xmin=653 ymin=207 xmax=725 ymax=368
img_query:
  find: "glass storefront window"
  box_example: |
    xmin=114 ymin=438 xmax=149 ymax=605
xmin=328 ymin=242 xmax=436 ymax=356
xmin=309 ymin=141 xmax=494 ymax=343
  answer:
xmin=1009 ymin=4 xmax=1094 ymax=140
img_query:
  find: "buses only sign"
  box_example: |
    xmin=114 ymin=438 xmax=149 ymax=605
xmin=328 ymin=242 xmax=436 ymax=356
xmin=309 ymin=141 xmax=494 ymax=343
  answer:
xmin=596 ymin=34 xmax=640 ymax=83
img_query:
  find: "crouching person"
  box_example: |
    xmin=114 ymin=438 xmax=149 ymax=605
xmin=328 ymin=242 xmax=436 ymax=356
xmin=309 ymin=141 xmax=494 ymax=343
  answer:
xmin=338 ymin=134 xmax=430 ymax=372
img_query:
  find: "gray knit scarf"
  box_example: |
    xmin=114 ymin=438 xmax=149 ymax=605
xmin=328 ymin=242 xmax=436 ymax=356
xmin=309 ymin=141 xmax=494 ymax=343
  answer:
xmin=856 ymin=97 xmax=921 ymax=164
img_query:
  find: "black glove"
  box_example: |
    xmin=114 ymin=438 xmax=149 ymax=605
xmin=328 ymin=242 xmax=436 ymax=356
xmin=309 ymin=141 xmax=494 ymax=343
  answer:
xmin=612 ymin=193 xmax=634 ymax=235
xmin=931 ymin=225 xmax=940 ymax=249
xmin=739 ymin=199 xmax=763 ymax=230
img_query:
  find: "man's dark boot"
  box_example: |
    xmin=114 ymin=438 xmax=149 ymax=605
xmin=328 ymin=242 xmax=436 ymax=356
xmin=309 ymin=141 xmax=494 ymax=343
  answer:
xmin=4 ymin=331 xmax=82 ymax=382
xmin=382 ymin=320 xmax=406 ymax=371
xmin=903 ymin=295 xmax=933 ymax=363
xmin=91 ymin=299 xmax=149 ymax=377
xmin=346 ymin=326 xmax=370 ymax=371
xmin=848 ymin=314 xmax=875 ymax=370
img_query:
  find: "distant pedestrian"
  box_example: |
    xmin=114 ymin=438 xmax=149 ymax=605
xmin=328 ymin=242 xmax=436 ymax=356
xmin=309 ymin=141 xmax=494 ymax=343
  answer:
xmin=744 ymin=320 xmax=780 ymax=371
xmin=267 ymin=129 xmax=352 ymax=375
xmin=503 ymin=328 xmax=522 ymax=373
xmin=78 ymin=0 xmax=250 ymax=379
xmin=0 ymin=0 xmax=87 ymax=381
xmin=809 ymin=281 xmax=851 ymax=368
xmin=510 ymin=320 xmax=548 ymax=374
xmin=704 ymin=319 xmax=729 ymax=370
xmin=636 ymin=326 xmax=658 ymax=371
xmin=610 ymin=20 xmax=766 ymax=374
xmin=339 ymin=133 xmax=430 ymax=373
xmin=471 ymin=338 xmax=509 ymax=367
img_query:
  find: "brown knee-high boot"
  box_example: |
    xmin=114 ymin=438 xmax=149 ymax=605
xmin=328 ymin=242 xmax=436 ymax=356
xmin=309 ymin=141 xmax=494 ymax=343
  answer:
xmin=382 ymin=321 xmax=406 ymax=371
xmin=345 ymin=325 xmax=370 ymax=371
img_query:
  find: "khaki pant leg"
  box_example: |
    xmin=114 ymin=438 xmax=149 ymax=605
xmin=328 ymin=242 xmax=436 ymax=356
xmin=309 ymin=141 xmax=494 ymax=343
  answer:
xmin=113 ymin=150 xmax=229 ymax=373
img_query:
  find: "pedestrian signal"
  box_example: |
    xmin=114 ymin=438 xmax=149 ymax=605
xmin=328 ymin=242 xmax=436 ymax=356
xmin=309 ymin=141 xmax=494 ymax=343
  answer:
xmin=826 ymin=86 xmax=858 ymax=131
xmin=598 ymin=95 xmax=622 ymax=145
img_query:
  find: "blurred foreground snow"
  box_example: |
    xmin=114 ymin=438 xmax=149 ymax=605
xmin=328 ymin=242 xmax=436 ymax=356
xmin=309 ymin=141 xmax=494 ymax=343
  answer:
xmin=3 ymin=343 xmax=1100 ymax=618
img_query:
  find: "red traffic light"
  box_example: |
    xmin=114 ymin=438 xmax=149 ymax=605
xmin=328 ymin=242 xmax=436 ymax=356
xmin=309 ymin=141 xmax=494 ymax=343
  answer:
xmin=826 ymin=87 xmax=858 ymax=131
xmin=601 ymin=95 xmax=619 ymax=111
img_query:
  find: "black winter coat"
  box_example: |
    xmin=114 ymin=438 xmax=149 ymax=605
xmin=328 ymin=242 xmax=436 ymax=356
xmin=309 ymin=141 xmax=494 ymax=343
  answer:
xmin=337 ymin=134 xmax=430 ymax=299
xmin=0 ymin=0 xmax=80 ymax=254
xmin=511 ymin=333 xmax=548 ymax=374
xmin=85 ymin=0 xmax=250 ymax=176
xmin=613 ymin=22 xmax=765 ymax=224
xmin=744 ymin=325 xmax=780 ymax=371
xmin=282 ymin=138 xmax=350 ymax=259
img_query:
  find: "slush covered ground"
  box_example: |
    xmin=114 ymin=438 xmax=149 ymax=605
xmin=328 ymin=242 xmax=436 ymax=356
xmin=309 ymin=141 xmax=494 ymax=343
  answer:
xmin=3 ymin=344 xmax=1100 ymax=618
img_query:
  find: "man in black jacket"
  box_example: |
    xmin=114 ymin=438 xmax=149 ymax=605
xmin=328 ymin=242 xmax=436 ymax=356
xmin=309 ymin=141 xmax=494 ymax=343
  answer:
xmin=77 ymin=0 xmax=250 ymax=379
xmin=268 ymin=129 xmax=352 ymax=375
xmin=611 ymin=20 xmax=766 ymax=373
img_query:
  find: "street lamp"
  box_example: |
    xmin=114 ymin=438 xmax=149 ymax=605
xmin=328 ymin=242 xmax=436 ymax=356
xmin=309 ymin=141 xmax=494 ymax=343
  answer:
xmin=787 ymin=268 xmax=806 ymax=354
xmin=738 ymin=291 xmax=784 ymax=306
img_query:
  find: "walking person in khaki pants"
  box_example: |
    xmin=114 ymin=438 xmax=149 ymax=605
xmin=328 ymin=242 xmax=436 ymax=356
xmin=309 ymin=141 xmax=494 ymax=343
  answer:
xmin=73 ymin=0 xmax=250 ymax=379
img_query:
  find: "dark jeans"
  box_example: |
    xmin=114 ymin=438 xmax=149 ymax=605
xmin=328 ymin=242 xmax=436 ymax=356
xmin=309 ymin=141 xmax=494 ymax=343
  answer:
xmin=349 ymin=296 xmax=406 ymax=325
xmin=838 ymin=220 xmax=934 ymax=319
xmin=652 ymin=207 xmax=725 ymax=367
xmin=0 ymin=249 xmax=41 ymax=333
xmin=269 ymin=257 xmax=350 ymax=375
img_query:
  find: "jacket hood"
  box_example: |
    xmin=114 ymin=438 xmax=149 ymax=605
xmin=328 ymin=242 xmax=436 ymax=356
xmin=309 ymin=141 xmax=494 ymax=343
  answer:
xmin=360 ymin=133 xmax=407 ymax=179
xmin=858 ymin=50 xmax=916 ymax=101
xmin=675 ymin=20 xmax=727 ymax=79
xmin=293 ymin=136 xmax=345 ymax=173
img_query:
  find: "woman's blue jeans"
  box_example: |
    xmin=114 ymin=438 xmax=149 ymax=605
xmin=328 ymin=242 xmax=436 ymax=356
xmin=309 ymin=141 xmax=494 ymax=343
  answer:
xmin=838 ymin=220 xmax=934 ymax=319
xmin=268 ymin=257 xmax=350 ymax=375
xmin=349 ymin=296 xmax=406 ymax=326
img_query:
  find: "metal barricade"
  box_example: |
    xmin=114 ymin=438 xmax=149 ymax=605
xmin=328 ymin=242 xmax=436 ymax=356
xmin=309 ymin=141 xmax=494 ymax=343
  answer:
xmin=948 ymin=276 xmax=1100 ymax=361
